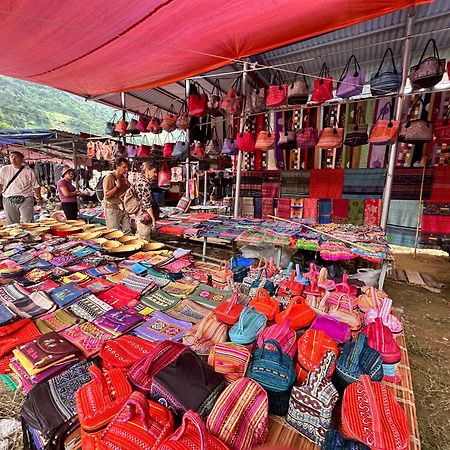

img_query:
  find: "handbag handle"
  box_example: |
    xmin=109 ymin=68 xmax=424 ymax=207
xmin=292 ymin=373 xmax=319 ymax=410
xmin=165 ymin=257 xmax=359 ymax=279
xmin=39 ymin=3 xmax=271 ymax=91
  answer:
xmin=87 ymin=365 xmax=115 ymax=400
xmin=375 ymin=101 xmax=394 ymax=123
xmin=237 ymin=306 xmax=256 ymax=331
xmin=211 ymin=79 xmax=221 ymax=96
xmin=339 ymin=54 xmax=362 ymax=80
xmin=270 ymin=69 xmax=285 ymax=88
xmin=178 ymin=100 xmax=187 ymax=115
xmin=194 ymin=312 xmax=215 ymax=338
xmin=152 ymin=107 xmax=162 ymax=119
xmin=291 ymin=65 xmax=308 ymax=88
xmin=256 ymin=257 xmax=267 ymax=270
xmin=416 ymin=38 xmax=441 ymax=66
xmin=254 ymin=288 xmax=272 ymax=305
xmin=167 ymin=103 xmax=177 ymax=117
xmin=171 ymin=410 xmax=207 ymax=450
xmin=318 ymin=63 xmax=330 ymax=81
xmin=309 ymin=350 xmax=336 ymax=396
xmin=115 ymin=392 xmax=151 ymax=431
xmin=335 ymin=273 xmax=351 ymax=293
xmin=225 ymin=292 xmax=239 ymax=314
xmin=379 ymin=297 xmax=392 ymax=322
xmin=260 ymin=339 xmax=284 ymax=364
xmin=225 ymin=124 xmax=235 ymax=140
xmin=209 ymin=126 xmax=219 ymax=142
xmin=376 ymin=47 xmax=398 ymax=76
xmin=176 ymin=130 xmax=187 ymax=142
xmin=353 ymin=106 xmax=367 ymax=127
xmin=141 ymin=340 xmax=185 ymax=376
xmin=405 ymin=96 xmax=429 ymax=125
xmin=332 ymin=292 xmax=352 ymax=313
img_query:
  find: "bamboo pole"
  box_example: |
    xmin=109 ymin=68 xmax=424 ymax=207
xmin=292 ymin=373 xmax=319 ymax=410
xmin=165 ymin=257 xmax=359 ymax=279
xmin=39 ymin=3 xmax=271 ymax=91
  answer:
xmin=267 ymin=214 xmax=378 ymax=253
xmin=413 ymin=160 xmax=427 ymax=259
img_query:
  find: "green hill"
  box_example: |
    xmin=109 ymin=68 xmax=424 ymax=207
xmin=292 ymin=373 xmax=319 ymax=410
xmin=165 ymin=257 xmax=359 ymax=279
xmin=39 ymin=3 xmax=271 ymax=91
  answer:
xmin=0 ymin=75 xmax=117 ymax=135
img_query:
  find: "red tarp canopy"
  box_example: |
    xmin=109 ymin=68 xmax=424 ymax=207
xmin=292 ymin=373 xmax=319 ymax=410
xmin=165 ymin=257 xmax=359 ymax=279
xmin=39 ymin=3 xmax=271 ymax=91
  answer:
xmin=0 ymin=0 xmax=430 ymax=96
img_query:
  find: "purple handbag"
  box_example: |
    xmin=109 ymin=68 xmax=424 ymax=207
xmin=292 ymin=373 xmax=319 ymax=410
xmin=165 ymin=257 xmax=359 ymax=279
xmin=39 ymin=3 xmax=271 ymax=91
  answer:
xmin=310 ymin=316 xmax=351 ymax=344
xmin=336 ymin=55 xmax=365 ymax=99
xmin=132 ymin=312 xmax=192 ymax=342
xmin=94 ymin=309 xmax=143 ymax=335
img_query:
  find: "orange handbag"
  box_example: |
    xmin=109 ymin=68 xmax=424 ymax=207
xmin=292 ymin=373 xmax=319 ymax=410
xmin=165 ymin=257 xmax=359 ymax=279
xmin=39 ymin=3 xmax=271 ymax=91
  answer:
xmin=277 ymin=270 xmax=304 ymax=297
xmin=275 ymin=296 xmax=315 ymax=330
xmin=249 ymin=288 xmax=280 ymax=321
xmin=368 ymin=102 xmax=400 ymax=145
xmin=215 ymin=292 xmax=244 ymax=325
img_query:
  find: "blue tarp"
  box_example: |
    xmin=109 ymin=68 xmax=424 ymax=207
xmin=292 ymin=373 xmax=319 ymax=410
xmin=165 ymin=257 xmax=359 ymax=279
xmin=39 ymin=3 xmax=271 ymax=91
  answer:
xmin=0 ymin=129 xmax=56 ymax=144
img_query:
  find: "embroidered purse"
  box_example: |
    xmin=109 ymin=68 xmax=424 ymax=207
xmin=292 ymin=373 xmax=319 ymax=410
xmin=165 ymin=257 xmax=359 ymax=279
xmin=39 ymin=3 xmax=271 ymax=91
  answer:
xmin=131 ymin=312 xmax=192 ymax=342
xmin=190 ymin=284 xmax=233 ymax=309
xmin=94 ymin=308 xmax=143 ymax=336
xmin=183 ymin=312 xmax=228 ymax=356
xmin=141 ymin=290 xmax=181 ymax=311
xmin=165 ymin=299 xmax=211 ymax=324
xmin=60 ymin=322 xmax=113 ymax=357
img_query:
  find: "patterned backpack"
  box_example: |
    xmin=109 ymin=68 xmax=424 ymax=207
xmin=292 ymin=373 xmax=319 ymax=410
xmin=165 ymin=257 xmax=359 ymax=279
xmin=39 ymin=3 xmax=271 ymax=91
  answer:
xmin=286 ymin=351 xmax=339 ymax=446
xmin=207 ymin=377 xmax=269 ymax=450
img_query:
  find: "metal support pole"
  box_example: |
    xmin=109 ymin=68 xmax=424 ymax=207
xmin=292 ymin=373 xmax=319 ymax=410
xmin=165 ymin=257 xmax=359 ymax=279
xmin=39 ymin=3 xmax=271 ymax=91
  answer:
xmin=120 ymin=92 xmax=127 ymax=148
xmin=203 ymin=170 xmax=208 ymax=206
xmin=380 ymin=8 xmax=416 ymax=230
xmin=185 ymin=81 xmax=191 ymax=198
xmin=72 ymin=140 xmax=79 ymax=189
xmin=233 ymin=61 xmax=249 ymax=218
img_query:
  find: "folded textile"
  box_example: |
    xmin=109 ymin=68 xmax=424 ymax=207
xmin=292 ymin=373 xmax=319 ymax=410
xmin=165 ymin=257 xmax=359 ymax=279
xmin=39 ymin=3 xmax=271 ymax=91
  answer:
xmin=280 ymin=170 xmax=310 ymax=198
xmin=303 ymin=198 xmax=318 ymax=222
xmin=348 ymin=199 xmax=364 ymax=226
xmin=262 ymin=197 xmax=275 ymax=219
xmin=318 ymin=199 xmax=332 ymax=224
xmin=310 ymin=168 xmax=344 ymax=199
xmin=277 ymin=198 xmax=291 ymax=219
xmin=387 ymin=200 xmax=419 ymax=229
xmin=237 ymin=170 xmax=263 ymax=197
xmin=421 ymin=215 xmax=450 ymax=234
xmin=332 ymin=199 xmax=349 ymax=223
xmin=262 ymin=182 xmax=280 ymax=198
xmin=253 ymin=197 xmax=262 ymax=219
xmin=240 ymin=197 xmax=255 ymax=218
xmin=392 ymin=168 xmax=433 ymax=200
xmin=291 ymin=198 xmax=304 ymax=219
xmin=364 ymin=199 xmax=382 ymax=226
xmin=122 ymin=274 xmax=158 ymax=295
xmin=49 ymin=283 xmax=90 ymax=308
xmin=431 ymin=166 xmax=450 ymax=202
xmin=343 ymin=168 xmax=386 ymax=199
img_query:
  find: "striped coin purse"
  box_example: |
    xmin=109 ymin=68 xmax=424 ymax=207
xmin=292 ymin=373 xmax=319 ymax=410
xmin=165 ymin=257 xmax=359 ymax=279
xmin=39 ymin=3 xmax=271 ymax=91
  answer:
xmin=208 ymin=342 xmax=251 ymax=383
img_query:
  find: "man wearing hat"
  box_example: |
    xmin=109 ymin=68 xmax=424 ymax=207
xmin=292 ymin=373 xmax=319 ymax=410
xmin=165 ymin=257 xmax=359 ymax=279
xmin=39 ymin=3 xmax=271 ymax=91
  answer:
xmin=0 ymin=151 xmax=44 ymax=224
xmin=57 ymin=165 xmax=81 ymax=220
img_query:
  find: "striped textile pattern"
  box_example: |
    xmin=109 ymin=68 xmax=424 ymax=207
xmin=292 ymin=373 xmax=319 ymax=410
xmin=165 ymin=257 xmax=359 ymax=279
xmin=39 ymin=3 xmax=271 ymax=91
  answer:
xmin=208 ymin=342 xmax=251 ymax=383
xmin=206 ymin=377 xmax=268 ymax=450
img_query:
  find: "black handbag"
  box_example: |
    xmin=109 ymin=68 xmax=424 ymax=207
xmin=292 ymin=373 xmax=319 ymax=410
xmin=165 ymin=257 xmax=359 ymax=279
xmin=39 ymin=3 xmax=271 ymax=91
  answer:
xmin=370 ymin=47 xmax=402 ymax=96
xmin=344 ymin=106 xmax=369 ymax=147
xmin=150 ymin=348 xmax=225 ymax=419
xmin=21 ymin=361 xmax=94 ymax=450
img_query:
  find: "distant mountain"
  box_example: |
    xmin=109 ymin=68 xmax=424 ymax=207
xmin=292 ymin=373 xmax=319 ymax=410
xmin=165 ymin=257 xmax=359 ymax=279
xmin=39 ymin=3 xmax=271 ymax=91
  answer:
xmin=0 ymin=75 xmax=117 ymax=135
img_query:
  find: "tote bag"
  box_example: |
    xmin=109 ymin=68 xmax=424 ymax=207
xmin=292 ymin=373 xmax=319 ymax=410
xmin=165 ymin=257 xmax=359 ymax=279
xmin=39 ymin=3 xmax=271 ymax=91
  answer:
xmin=310 ymin=63 xmax=333 ymax=103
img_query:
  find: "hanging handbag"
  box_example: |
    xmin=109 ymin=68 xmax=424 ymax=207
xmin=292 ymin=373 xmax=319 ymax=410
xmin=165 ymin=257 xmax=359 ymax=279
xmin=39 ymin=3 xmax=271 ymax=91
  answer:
xmin=105 ymin=113 xmax=118 ymax=136
xmin=147 ymin=108 xmax=163 ymax=133
xmin=158 ymin=160 xmax=172 ymax=189
xmin=183 ymin=312 xmax=228 ymax=356
xmin=151 ymin=348 xmax=225 ymax=418
xmin=208 ymin=342 xmax=251 ymax=383
xmin=278 ymin=119 xmax=297 ymax=146
xmin=434 ymin=106 xmax=450 ymax=144
xmin=409 ymin=38 xmax=446 ymax=89
xmin=336 ymin=55 xmax=365 ymax=98
xmin=249 ymin=85 xmax=266 ymax=113
xmin=398 ymin=96 xmax=433 ymax=144
xmin=221 ymin=76 xmax=243 ymax=116
xmin=296 ymin=111 xmax=319 ymax=148
xmin=136 ymin=108 xmax=151 ymax=132
xmin=368 ymin=101 xmax=400 ymax=145
xmin=173 ymin=131 xmax=189 ymax=159
xmin=236 ymin=129 xmax=255 ymax=153
xmin=175 ymin=101 xmax=190 ymax=130
xmin=205 ymin=126 xmax=221 ymax=157
xmin=126 ymin=143 xmax=138 ymax=158
xmin=159 ymin=410 xmax=229 ymax=450
xmin=246 ymin=339 xmax=296 ymax=416
xmin=317 ymin=111 xmax=344 ymax=148
xmin=287 ymin=351 xmax=339 ymax=446
xmin=163 ymin=141 xmax=174 ymax=158
xmin=287 ymin=65 xmax=309 ymax=105
xmin=344 ymin=105 xmax=369 ymax=147
xmin=310 ymin=63 xmax=333 ymax=103
xmin=96 ymin=391 xmax=174 ymax=450
xmin=255 ymin=117 xmax=275 ymax=151
xmin=207 ymin=79 xmax=223 ymax=117
xmin=370 ymin=47 xmax=402 ymax=96
xmin=342 ymin=375 xmax=409 ymax=450
xmin=137 ymin=134 xmax=152 ymax=158
xmin=160 ymin=104 xmax=178 ymax=132
xmin=214 ymin=292 xmax=244 ymax=325
xmin=266 ymin=70 xmax=288 ymax=107
xmin=191 ymin=141 xmax=206 ymax=159
xmin=126 ymin=114 xmax=139 ymax=134
xmin=221 ymin=125 xmax=238 ymax=156
xmin=114 ymin=118 xmax=128 ymax=135
xmin=248 ymin=288 xmax=280 ymax=321
xmin=189 ymin=83 xmax=208 ymax=117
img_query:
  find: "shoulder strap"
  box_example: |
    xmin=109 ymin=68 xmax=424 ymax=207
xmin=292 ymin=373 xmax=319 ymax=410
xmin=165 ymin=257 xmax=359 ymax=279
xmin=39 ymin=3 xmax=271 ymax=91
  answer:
xmin=3 ymin=166 xmax=25 ymax=193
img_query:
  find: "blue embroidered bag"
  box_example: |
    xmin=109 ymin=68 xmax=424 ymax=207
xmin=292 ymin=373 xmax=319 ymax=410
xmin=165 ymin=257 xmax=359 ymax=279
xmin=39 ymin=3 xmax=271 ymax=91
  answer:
xmin=229 ymin=307 xmax=267 ymax=345
xmin=50 ymin=282 xmax=90 ymax=307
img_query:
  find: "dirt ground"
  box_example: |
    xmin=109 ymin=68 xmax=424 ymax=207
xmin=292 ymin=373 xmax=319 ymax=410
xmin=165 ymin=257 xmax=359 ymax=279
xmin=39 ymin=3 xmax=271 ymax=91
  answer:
xmin=386 ymin=248 xmax=450 ymax=450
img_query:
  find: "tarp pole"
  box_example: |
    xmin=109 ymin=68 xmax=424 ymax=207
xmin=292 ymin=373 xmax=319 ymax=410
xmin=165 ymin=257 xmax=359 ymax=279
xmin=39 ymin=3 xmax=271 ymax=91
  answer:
xmin=233 ymin=60 xmax=249 ymax=218
xmin=380 ymin=7 xmax=415 ymax=230
xmin=185 ymin=81 xmax=191 ymax=198
xmin=120 ymin=92 xmax=127 ymax=148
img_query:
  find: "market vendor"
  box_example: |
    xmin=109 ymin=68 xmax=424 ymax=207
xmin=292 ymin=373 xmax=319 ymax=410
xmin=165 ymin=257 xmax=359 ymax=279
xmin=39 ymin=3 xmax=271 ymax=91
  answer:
xmin=102 ymin=157 xmax=131 ymax=233
xmin=57 ymin=165 xmax=80 ymax=220
xmin=0 ymin=151 xmax=44 ymax=224
xmin=134 ymin=162 xmax=160 ymax=240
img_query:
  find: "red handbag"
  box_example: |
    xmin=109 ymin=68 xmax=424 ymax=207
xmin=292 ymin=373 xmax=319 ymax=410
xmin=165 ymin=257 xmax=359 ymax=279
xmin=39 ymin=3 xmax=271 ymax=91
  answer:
xmin=159 ymin=410 xmax=229 ymax=450
xmin=214 ymin=292 xmax=244 ymax=325
xmin=192 ymin=141 xmax=206 ymax=159
xmin=365 ymin=317 xmax=401 ymax=364
xmin=77 ymin=365 xmax=132 ymax=442
xmin=266 ymin=70 xmax=288 ymax=107
xmin=176 ymin=101 xmax=190 ymax=130
xmin=255 ymin=117 xmax=275 ymax=150
xmin=158 ymin=160 xmax=172 ymax=189
xmin=221 ymin=76 xmax=243 ymax=116
xmin=189 ymin=83 xmax=208 ymax=117
xmin=161 ymin=104 xmax=178 ymax=132
xmin=275 ymin=295 xmax=315 ymax=330
xmin=136 ymin=108 xmax=151 ymax=132
xmin=114 ymin=118 xmax=128 ymax=135
xmin=434 ymin=107 xmax=450 ymax=144
xmin=163 ymin=142 xmax=174 ymax=158
xmin=137 ymin=135 xmax=151 ymax=158
xmin=147 ymin=108 xmax=163 ymax=133
xmin=310 ymin=63 xmax=333 ymax=104
xmin=249 ymin=288 xmax=280 ymax=321
xmin=277 ymin=270 xmax=304 ymax=297
xmin=236 ymin=131 xmax=255 ymax=152
xmin=96 ymin=392 xmax=174 ymax=450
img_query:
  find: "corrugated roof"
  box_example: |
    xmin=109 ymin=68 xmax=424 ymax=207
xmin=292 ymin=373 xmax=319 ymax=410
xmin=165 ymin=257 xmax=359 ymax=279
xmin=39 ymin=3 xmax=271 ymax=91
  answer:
xmin=91 ymin=0 xmax=450 ymax=114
